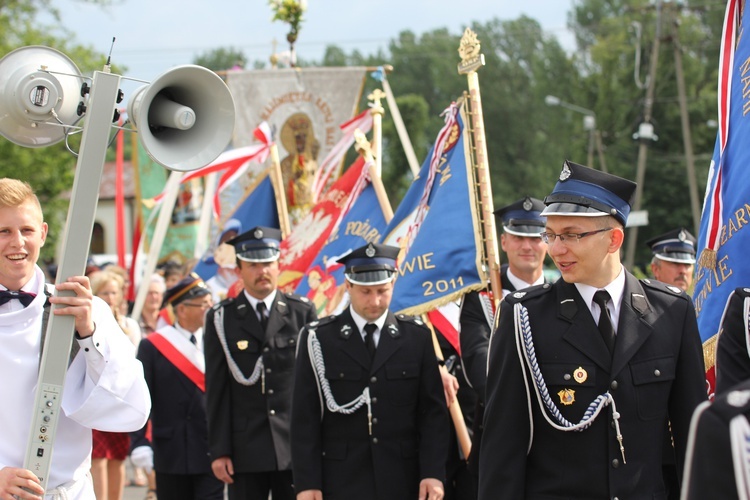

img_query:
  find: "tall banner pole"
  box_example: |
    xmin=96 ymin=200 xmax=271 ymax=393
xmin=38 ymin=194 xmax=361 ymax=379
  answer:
xmin=354 ymin=129 xmax=394 ymax=223
xmin=457 ymin=28 xmax=502 ymax=308
xmin=269 ymin=143 xmax=292 ymax=238
xmin=368 ymin=89 xmax=385 ymax=178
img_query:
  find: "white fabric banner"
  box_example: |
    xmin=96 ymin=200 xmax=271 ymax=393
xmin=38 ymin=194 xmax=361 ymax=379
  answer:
xmin=227 ymin=67 xmax=367 ymax=220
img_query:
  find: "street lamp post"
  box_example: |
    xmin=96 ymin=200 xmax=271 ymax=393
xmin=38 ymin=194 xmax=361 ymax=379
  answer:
xmin=545 ymin=95 xmax=597 ymax=169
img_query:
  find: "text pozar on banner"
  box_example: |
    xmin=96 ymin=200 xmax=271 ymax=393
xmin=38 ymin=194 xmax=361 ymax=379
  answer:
xmin=384 ymin=102 xmax=486 ymax=316
xmin=295 ymin=182 xmax=387 ymax=317
xmin=226 ymin=67 xmax=367 ymax=221
xmin=693 ymin=0 xmax=749 ymax=399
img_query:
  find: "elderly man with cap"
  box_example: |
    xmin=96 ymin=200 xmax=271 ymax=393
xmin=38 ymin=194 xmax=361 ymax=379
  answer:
xmin=204 ymin=226 xmax=316 ymax=500
xmin=478 ymin=160 xmax=706 ymax=499
xmin=646 ymin=227 xmax=697 ymax=292
xmin=130 ymin=274 xmax=223 ymax=500
xmin=291 ymin=242 xmax=449 ymax=500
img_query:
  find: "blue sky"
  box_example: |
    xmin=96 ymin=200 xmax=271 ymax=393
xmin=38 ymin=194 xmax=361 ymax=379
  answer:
xmin=50 ymin=0 xmax=575 ymax=82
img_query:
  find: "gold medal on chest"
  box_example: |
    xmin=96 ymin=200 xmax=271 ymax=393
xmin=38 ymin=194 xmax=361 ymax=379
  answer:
xmin=573 ymin=366 xmax=588 ymax=384
xmin=558 ymin=389 xmax=575 ymax=406
xmin=237 ymin=340 xmax=249 ymax=350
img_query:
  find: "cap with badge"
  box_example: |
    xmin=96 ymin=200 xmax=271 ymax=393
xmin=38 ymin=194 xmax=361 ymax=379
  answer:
xmin=162 ymin=273 xmax=211 ymax=308
xmin=337 ymin=243 xmax=400 ymax=286
xmin=226 ymin=226 xmax=282 ymax=263
xmin=541 ymin=160 xmax=637 ymax=226
xmin=494 ymin=197 xmax=546 ymax=237
xmin=645 ymin=227 xmax=697 ymax=264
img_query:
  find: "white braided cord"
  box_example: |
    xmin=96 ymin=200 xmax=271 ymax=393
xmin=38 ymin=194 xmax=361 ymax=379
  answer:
xmin=514 ymin=303 xmax=622 ymax=435
xmin=307 ymin=328 xmax=371 ymax=419
xmin=213 ymin=306 xmax=264 ymax=386
xmin=730 ymin=413 xmax=750 ymax=500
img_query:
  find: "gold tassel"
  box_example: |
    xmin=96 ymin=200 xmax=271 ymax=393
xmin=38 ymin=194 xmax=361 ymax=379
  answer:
xmin=698 ymin=248 xmax=717 ymax=270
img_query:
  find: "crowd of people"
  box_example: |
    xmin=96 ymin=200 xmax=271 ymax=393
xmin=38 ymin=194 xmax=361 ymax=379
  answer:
xmin=2 ymin=156 xmax=748 ymax=499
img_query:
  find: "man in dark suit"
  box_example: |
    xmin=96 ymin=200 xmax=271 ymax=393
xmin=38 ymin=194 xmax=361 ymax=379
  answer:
xmin=716 ymin=287 xmax=750 ymax=395
xmin=682 ymin=378 xmax=750 ymax=499
xmin=459 ymin=196 xmax=549 ymax=487
xmin=131 ymin=274 xmax=224 ymax=500
xmin=478 ymin=160 xmax=706 ymax=499
xmin=204 ymin=227 xmax=317 ymax=500
xmin=292 ymin=243 xmax=449 ymax=500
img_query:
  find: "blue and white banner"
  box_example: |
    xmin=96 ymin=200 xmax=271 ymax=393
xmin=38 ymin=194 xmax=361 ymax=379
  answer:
xmin=693 ymin=0 xmax=749 ymax=399
xmin=385 ymin=101 xmax=486 ymax=315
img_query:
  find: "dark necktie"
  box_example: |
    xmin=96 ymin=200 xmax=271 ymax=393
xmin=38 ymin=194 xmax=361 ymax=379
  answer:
xmin=364 ymin=323 xmax=377 ymax=359
xmin=257 ymin=301 xmax=268 ymax=331
xmin=593 ymin=290 xmax=615 ymax=354
xmin=0 ymin=289 xmax=36 ymax=307
xmin=189 ymin=334 xmax=197 ymax=345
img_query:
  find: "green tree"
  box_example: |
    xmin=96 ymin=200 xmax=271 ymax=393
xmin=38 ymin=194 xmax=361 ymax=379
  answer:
xmin=0 ymin=0 xmax=115 ymax=263
xmin=194 ymin=47 xmax=248 ymax=72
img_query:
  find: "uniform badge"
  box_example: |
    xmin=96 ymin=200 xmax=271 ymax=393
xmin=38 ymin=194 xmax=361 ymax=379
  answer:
xmin=340 ymin=324 xmax=352 ymax=339
xmin=365 ymin=243 xmax=376 ymax=257
xmin=678 ymin=229 xmax=687 ymax=242
xmin=513 ymin=291 xmax=526 ymax=299
xmin=667 ymin=285 xmax=682 ymax=294
xmin=523 ymin=197 xmax=533 ymax=211
xmin=559 ymin=163 xmax=572 ymax=181
xmin=744 ymin=288 xmax=750 ymax=294
xmin=254 ymin=228 xmax=263 ymax=239
xmin=558 ymin=389 xmax=575 ymax=405
xmin=237 ymin=340 xmax=249 ymax=350
xmin=573 ymin=367 xmax=588 ymax=384
xmin=387 ymin=324 xmax=400 ymax=337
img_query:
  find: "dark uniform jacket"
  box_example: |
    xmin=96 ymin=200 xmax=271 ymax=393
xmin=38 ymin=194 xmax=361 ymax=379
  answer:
xmin=291 ymin=308 xmax=449 ymax=500
xmin=716 ymin=287 xmax=750 ymax=396
xmin=479 ymin=272 xmax=706 ymax=499
xmin=131 ymin=331 xmax=212 ymax=475
xmin=204 ymin=290 xmax=316 ymax=472
xmin=682 ymin=378 xmax=750 ymax=500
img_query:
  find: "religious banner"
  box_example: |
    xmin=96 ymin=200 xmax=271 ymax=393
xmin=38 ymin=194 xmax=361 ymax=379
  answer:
xmin=294 ymin=180 xmax=387 ymax=316
xmin=693 ymin=0 xmax=747 ymax=400
xmin=226 ymin=67 xmax=367 ymax=223
xmin=384 ymin=101 xmax=486 ymax=316
xmin=133 ymin=142 xmax=201 ymax=265
xmin=277 ymin=157 xmax=367 ymax=291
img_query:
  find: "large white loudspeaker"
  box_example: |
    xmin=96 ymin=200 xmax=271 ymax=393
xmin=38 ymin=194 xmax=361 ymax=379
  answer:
xmin=128 ymin=65 xmax=235 ymax=172
xmin=0 ymin=46 xmax=83 ymax=147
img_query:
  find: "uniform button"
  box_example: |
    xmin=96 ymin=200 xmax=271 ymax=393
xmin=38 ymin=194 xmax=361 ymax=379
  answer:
xmin=372 ymin=418 xmax=378 ymax=425
xmin=267 ymin=389 xmax=274 ymax=395
xmin=372 ymin=397 xmax=378 ymax=404
xmin=372 ymin=437 xmax=378 ymax=444
xmin=266 ymin=368 xmax=272 ymax=373
xmin=563 ymin=374 xmax=571 ymax=381
xmin=84 ymin=347 xmax=90 ymax=352
xmin=263 ymin=347 xmax=270 ymax=352
xmin=370 ymin=376 xmax=377 ymax=383
xmin=611 ymin=459 xmax=620 ymax=468
xmin=269 ymin=409 xmax=276 ymax=416
xmin=610 ymin=380 xmax=618 ymax=390
xmin=654 ymin=369 xmax=661 ymax=377
xmin=402 ymin=371 xmax=407 ymax=376
xmin=613 ymin=497 xmax=619 ymax=500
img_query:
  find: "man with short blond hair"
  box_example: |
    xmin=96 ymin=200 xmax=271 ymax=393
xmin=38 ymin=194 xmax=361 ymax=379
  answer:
xmin=0 ymin=178 xmax=150 ymax=499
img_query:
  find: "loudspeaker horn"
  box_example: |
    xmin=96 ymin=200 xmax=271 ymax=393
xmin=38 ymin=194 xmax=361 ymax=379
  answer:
xmin=0 ymin=46 xmax=83 ymax=147
xmin=128 ymin=65 xmax=236 ymax=172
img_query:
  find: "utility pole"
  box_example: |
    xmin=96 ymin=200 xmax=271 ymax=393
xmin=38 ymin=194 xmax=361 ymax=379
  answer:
xmin=671 ymin=14 xmax=702 ymax=235
xmin=625 ymin=0 xmax=663 ymax=271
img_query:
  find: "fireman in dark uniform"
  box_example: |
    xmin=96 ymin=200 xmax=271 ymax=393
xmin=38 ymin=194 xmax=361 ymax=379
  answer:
xmin=459 ymin=196 xmax=549 ymax=486
xmin=478 ymin=161 xmax=706 ymax=499
xmin=204 ymin=226 xmax=317 ymax=499
xmin=291 ymin=243 xmax=449 ymax=500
